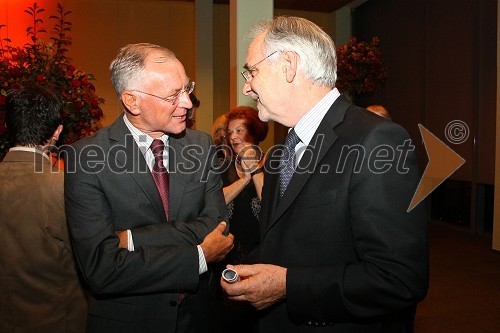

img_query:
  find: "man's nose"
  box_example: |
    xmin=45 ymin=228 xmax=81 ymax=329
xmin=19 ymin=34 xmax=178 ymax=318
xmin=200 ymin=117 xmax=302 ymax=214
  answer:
xmin=242 ymin=81 xmax=252 ymax=96
xmin=178 ymin=91 xmax=193 ymax=109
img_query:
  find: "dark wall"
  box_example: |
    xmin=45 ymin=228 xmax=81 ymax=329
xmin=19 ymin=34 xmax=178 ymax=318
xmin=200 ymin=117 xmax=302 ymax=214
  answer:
xmin=353 ymin=0 xmax=497 ymax=185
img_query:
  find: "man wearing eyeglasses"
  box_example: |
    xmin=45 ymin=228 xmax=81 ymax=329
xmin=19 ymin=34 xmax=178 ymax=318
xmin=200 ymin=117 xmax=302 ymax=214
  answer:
xmin=221 ymin=17 xmax=428 ymax=333
xmin=64 ymin=43 xmax=234 ymax=333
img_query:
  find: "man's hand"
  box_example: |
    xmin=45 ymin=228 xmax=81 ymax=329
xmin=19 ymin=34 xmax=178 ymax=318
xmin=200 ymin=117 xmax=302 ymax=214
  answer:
xmin=200 ymin=222 xmax=234 ymax=263
xmin=220 ymin=264 xmax=287 ymax=310
xmin=237 ymin=145 xmax=262 ymax=176
xmin=116 ymin=230 xmax=128 ymax=249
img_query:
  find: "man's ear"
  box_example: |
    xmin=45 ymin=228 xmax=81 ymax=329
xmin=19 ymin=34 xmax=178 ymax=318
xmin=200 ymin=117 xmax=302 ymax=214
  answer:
xmin=122 ymin=91 xmax=141 ymax=116
xmin=52 ymin=124 xmax=63 ymax=141
xmin=283 ymin=50 xmax=298 ymax=83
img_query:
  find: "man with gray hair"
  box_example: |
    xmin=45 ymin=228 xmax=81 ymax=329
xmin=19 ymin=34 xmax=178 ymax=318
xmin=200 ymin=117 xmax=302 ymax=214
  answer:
xmin=64 ymin=43 xmax=233 ymax=333
xmin=222 ymin=16 xmax=428 ymax=333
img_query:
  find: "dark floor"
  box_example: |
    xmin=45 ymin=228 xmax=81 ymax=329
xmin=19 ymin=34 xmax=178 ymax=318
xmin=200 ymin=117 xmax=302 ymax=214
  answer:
xmin=414 ymin=221 xmax=500 ymax=332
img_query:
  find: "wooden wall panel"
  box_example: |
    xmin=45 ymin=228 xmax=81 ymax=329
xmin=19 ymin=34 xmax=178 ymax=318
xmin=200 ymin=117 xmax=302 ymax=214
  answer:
xmin=423 ymin=0 xmax=475 ymax=182
xmin=353 ymin=0 xmax=496 ymax=185
xmin=477 ymin=0 xmax=497 ymax=185
xmin=353 ymin=0 xmax=426 ymax=169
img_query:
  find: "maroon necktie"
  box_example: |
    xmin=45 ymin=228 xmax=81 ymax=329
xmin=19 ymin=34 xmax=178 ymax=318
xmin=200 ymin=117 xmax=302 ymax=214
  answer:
xmin=151 ymin=139 xmax=184 ymax=303
xmin=151 ymin=139 xmax=169 ymax=220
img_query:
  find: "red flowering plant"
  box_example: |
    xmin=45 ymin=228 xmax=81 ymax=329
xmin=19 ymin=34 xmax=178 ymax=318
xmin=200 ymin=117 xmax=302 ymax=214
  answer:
xmin=335 ymin=37 xmax=388 ymax=96
xmin=0 ymin=2 xmax=104 ymax=158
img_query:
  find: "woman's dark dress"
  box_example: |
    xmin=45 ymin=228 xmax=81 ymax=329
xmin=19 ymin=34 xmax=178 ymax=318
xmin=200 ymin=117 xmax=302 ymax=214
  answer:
xmin=216 ymin=158 xmax=261 ymax=333
xmin=222 ymin=159 xmax=261 ymax=264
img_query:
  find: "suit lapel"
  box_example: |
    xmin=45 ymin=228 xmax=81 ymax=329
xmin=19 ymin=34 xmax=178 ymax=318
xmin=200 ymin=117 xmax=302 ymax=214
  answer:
xmin=260 ymin=148 xmax=281 ymax=232
xmin=108 ymin=116 xmax=167 ymax=223
xmin=263 ymin=95 xmax=351 ymax=234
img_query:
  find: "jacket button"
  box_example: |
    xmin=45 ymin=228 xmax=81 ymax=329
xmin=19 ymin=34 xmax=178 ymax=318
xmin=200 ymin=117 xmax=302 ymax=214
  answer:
xmin=169 ymin=300 xmax=177 ymax=306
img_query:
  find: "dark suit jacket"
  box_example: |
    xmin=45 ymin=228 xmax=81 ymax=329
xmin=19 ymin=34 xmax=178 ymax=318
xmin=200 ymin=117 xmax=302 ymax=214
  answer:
xmin=256 ymin=96 xmax=429 ymax=333
xmin=0 ymin=150 xmax=87 ymax=333
xmin=64 ymin=116 xmax=227 ymax=333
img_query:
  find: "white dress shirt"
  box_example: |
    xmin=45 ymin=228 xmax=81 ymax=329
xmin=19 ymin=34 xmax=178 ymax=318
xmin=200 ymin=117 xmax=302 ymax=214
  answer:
xmin=123 ymin=114 xmax=207 ymax=274
xmin=293 ymin=88 xmax=341 ymax=165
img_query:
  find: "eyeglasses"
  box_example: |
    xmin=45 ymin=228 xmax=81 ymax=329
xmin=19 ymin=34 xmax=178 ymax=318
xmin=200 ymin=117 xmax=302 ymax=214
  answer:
xmin=241 ymin=51 xmax=278 ymax=82
xmin=132 ymin=81 xmax=195 ymax=105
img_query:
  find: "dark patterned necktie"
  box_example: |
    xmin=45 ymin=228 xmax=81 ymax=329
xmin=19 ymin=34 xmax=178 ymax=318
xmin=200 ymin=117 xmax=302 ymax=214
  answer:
xmin=279 ymin=128 xmax=300 ymax=198
xmin=151 ymin=139 xmax=169 ymax=219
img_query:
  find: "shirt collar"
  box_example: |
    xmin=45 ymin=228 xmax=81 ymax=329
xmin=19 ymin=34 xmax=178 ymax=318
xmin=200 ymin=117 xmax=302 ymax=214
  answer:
xmin=9 ymin=146 xmax=51 ymax=162
xmin=122 ymin=114 xmax=169 ymax=151
xmin=293 ymin=88 xmax=340 ymax=146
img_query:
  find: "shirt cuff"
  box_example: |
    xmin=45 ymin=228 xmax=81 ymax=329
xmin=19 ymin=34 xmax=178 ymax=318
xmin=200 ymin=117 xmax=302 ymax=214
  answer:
xmin=197 ymin=245 xmax=208 ymax=274
xmin=127 ymin=229 xmax=135 ymax=252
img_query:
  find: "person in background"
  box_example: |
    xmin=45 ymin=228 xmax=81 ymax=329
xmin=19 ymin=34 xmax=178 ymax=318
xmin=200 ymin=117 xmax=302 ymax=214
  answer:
xmin=215 ymin=106 xmax=268 ymax=333
xmin=186 ymin=92 xmax=200 ymax=129
xmin=221 ymin=16 xmax=428 ymax=333
xmin=223 ymin=105 xmax=268 ymax=262
xmin=0 ymin=84 xmax=88 ymax=333
xmin=367 ymin=104 xmax=392 ymax=120
xmin=64 ymin=43 xmax=233 ymax=333
xmin=212 ymin=113 xmax=233 ymax=165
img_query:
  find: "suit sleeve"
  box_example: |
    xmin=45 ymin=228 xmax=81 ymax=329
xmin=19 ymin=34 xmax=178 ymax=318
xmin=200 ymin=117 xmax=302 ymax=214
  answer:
xmin=286 ymin=122 xmax=429 ymax=322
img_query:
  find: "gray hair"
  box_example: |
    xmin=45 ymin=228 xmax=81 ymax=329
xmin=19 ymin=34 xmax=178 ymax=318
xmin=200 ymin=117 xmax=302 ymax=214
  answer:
xmin=249 ymin=16 xmax=337 ymax=87
xmin=109 ymin=43 xmax=176 ymax=96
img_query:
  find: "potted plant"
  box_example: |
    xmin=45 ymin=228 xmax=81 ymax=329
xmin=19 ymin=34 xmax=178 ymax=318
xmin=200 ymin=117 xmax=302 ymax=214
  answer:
xmin=336 ymin=36 xmax=388 ymax=98
xmin=0 ymin=2 xmax=104 ymax=159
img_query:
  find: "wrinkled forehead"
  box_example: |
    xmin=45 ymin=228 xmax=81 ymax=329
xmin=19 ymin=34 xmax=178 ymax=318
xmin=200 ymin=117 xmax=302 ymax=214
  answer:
xmin=145 ymin=54 xmax=188 ymax=76
xmin=144 ymin=55 xmax=188 ymax=85
xmin=228 ymin=118 xmax=247 ymax=130
xmin=246 ymin=31 xmax=268 ymax=65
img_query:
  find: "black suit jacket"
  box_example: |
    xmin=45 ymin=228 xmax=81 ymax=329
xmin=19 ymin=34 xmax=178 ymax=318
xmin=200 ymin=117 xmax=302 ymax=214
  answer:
xmin=256 ymin=96 xmax=428 ymax=332
xmin=64 ymin=116 xmax=227 ymax=333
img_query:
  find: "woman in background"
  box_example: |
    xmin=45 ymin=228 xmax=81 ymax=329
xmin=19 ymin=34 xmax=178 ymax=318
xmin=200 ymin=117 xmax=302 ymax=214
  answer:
xmin=221 ymin=106 xmax=268 ymax=264
xmin=211 ymin=114 xmax=231 ymax=163
xmin=213 ymin=106 xmax=268 ymax=333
